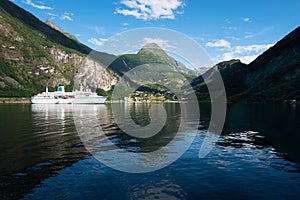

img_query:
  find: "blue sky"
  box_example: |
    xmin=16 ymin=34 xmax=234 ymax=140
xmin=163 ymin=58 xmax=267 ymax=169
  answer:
xmin=11 ymin=0 xmax=300 ymax=67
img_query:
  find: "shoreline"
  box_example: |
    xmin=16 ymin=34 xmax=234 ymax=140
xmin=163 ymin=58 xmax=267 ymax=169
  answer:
xmin=0 ymin=98 xmax=31 ymax=104
xmin=0 ymin=98 xmax=298 ymax=105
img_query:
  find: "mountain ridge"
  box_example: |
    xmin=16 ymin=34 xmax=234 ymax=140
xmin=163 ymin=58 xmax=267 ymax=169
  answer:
xmin=45 ymin=19 xmax=78 ymax=42
xmin=192 ymin=25 xmax=300 ymax=103
xmin=1 ymin=0 xmax=299 ymax=102
xmin=0 ymin=0 xmax=194 ymax=98
xmin=0 ymin=0 xmax=119 ymax=97
xmin=109 ymin=42 xmax=195 ymax=77
xmin=0 ymin=0 xmax=90 ymax=54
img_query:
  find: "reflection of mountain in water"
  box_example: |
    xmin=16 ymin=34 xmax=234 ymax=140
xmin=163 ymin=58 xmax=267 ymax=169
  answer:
xmin=73 ymin=103 xmax=184 ymax=154
xmin=219 ymin=104 xmax=300 ymax=164
xmin=105 ymin=103 xmax=182 ymax=153
xmin=73 ymin=102 xmax=199 ymax=173
xmin=1 ymin=103 xmax=300 ymax=198
xmin=0 ymin=104 xmax=89 ymax=200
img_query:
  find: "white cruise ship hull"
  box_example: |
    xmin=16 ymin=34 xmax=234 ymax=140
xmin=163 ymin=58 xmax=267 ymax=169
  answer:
xmin=31 ymin=97 xmax=107 ymax=104
xmin=31 ymin=86 xmax=108 ymax=104
xmin=73 ymin=97 xmax=107 ymax=104
xmin=31 ymin=98 xmax=73 ymax=104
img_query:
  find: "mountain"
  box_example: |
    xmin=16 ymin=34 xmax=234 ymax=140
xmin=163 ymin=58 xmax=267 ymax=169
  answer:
xmin=109 ymin=43 xmax=195 ymax=77
xmin=2 ymin=0 xmax=299 ymax=102
xmin=0 ymin=0 xmax=90 ymax=54
xmin=107 ymin=43 xmax=197 ymax=94
xmin=0 ymin=0 xmax=195 ymax=98
xmin=45 ymin=19 xmax=78 ymax=42
xmin=235 ymin=26 xmax=300 ymax=102
xmin=0 ymin=0 xmax=118 ymax=97
xmin=192 ymin=26 xmax=300 ymax=103
xmin=192 ymin=59 xmax=247 ymax=97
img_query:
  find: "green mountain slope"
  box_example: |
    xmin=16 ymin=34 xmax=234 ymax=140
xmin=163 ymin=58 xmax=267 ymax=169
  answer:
xmin=192 ymin=59 xmax=247 ymax=97
xmin=108 ymin=43 xmax=197 ymax=95
xmin=109 ymin=43 xmax=195 ymax=77
xmin=234 ymin=62 xmax=300 ymax=103
xmin=235 ymin=26 xmax=300 ymax=102
xmin=192 ymin=26 xmax=300 ymax=103
xmin=0 ymin=0 xmax=118 ymax=97
xmin=246 ymin=26 xmax=300 ymax=87
xmin=0 ymin=0 xmax=90 ymax=54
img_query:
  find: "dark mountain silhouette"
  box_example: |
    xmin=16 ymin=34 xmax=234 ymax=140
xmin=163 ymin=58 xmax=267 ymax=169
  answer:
xmin=192 ymin=26 xmax=300 ymax=103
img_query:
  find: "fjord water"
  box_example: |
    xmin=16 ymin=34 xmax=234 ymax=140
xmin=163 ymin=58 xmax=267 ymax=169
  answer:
xmin=0 ymin=103 xmax=300 ymax=199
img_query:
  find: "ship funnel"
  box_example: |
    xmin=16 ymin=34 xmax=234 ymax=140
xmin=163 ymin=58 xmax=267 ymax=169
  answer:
xmin=57 ymin=86 xmax=65 ymax=93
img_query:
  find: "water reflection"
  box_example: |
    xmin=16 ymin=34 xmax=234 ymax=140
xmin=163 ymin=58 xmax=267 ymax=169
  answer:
xmin=74 ymin=102 xmax=199 ymax=173
xmin=0 ymin=104 xmax=88 ymax=200
xmin=128 ymin=179 xmax=187 ymax=200
xmin=0 ymin=103 xmax=300 ymax=199
xmin=106 ymin=103 xmax=182 ymax=152
xmin=223 ymin=104 xmax=300 ymax=163
xmin=217 ymin=131 xmax=269 ymax=149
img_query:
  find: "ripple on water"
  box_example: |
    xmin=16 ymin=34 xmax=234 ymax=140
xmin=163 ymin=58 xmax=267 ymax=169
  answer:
xmin=1 ymin=104 xmax=300 ymax=199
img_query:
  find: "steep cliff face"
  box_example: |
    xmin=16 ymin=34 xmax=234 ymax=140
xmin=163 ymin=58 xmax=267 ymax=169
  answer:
xmin=0 ymin=0 xmax=119 ymax=97
xmin=75 ymin=58 xmax=119 ymax=91
xmin=46 ymin=47 xmax=118 ymax=91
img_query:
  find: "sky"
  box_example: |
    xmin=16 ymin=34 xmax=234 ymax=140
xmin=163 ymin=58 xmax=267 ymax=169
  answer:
xmin=10 ymin=0 xmax=300 ymax=68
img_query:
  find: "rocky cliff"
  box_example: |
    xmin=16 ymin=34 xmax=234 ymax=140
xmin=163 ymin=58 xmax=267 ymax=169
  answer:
xmin=0 ymin=0 xmax=118 ymax=97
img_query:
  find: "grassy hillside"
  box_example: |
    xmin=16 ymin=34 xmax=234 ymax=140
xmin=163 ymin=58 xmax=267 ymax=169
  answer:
xmin=0 ymin=0 xmax=117 ymax=97
xmin=0 ymin=2 xmax=82 ymax=97
xmin=108 ymin=43 xmax=197 ymax=96
xmin=232 ymin=61 xmax=300 ymax=103
xmin=0 ymin=0 xmax=90 ymax=54
xmin=109 ymin=43 xmax=195 ymax=76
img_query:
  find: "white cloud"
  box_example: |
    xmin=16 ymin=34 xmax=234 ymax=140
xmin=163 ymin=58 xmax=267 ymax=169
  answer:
xmin=46 ymin=13 xmax=58 ymax=17
xmin=218 ymin=52 xmax=260 ymax=64
xmin=226 ymin=26 xmax=238 ymax=30
xmin=46 ymin=12 xmax=74 ymax=22
xmin=60 ymin=12 xmax=74 ymax=21
xmin=221 ymin=52 xmax=234 ymax=61
xmin=143 ymin=37 xmax=176 ymax=49
xmin=60 ymin=15 xmax=73 ymax=21
xmin=46 ymin=12 xmax=58 ymax=20
xmin=239 ymin=55 xmax=260 ymax=64
xmin=23 ymin=0 xmax=53 ymax=10
xmin=63 ymin=12 xmax=74 ymax=16
xmin=224 ymin=18 xmax=231 ymax=24
xmin=244 ymin=27 xmax=273 ymax=39
xmin=88 ymin=26 xmax=105 ymax=35
xmin=206 ymin=39 xmax=231 ymax=49
xmin=226 ymin=36 xmax=240 ymax=41
xmin=215 ymin=43 xmax=274 ymax=64
xmin=115 ymin=0 xmax=184 ymax=20
xmin=192 ymin=37 xmax=205 ymax=42
xmin=242 ymin=17 xmax=251 ymax=22
xmin=88 ymin=38 xmax=108 ymax=46
xmin=233 ymin=44 xmax=274 ymax=54
xmin=208 ymin=39 xmax=274 ymax=64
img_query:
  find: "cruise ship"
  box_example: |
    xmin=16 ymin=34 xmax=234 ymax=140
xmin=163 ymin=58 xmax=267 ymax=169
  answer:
xmin=31 ymin=86 xmax=107 ymax=104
